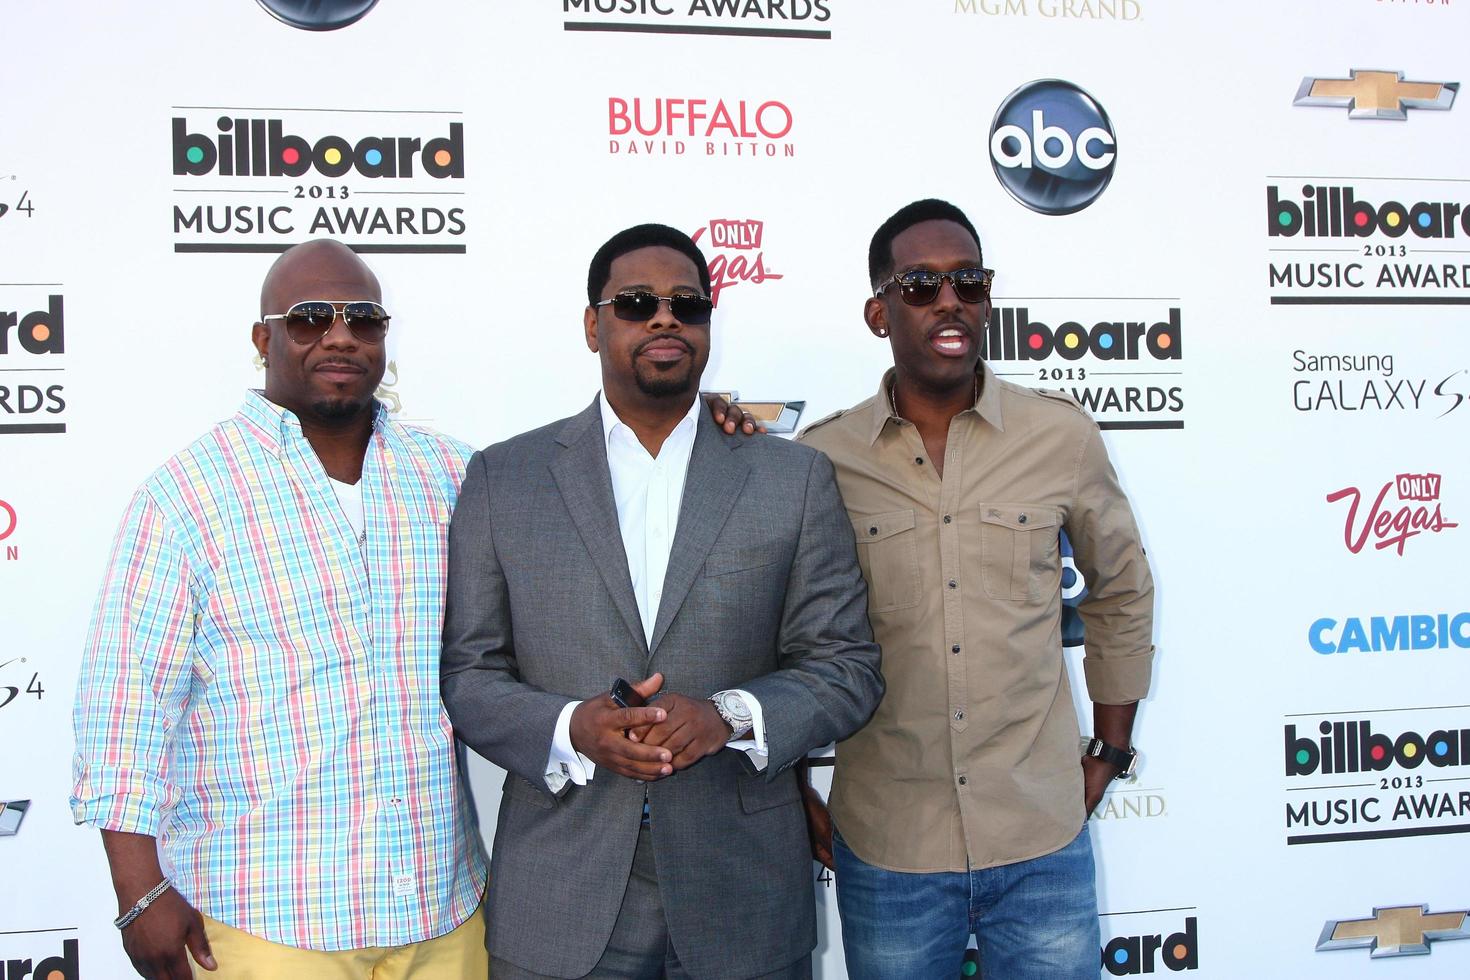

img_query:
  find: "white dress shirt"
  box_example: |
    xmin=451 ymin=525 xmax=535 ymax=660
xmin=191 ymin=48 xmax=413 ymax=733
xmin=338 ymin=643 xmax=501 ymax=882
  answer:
xmin=544 ymin=394 xmax=767 ymax=792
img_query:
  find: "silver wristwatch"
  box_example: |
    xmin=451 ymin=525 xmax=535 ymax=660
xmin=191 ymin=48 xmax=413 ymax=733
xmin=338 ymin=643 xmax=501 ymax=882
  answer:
xmin=710 ymin=690 xmax=754 ymax=739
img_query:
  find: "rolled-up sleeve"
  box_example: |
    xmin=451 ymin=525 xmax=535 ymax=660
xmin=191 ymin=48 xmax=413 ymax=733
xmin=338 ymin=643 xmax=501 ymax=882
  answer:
xmin=71 ymin=488 xmax=197 ymax=835
xmin=1067 ymin=422 xmax=1156 ymax=704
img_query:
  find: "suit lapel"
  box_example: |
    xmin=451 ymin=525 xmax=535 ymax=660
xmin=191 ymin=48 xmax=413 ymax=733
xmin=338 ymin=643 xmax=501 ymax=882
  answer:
xmin=649 ymin=412 xmax=749 ymax=656
xmin=550 ymin=399 xmax=648 ymax=656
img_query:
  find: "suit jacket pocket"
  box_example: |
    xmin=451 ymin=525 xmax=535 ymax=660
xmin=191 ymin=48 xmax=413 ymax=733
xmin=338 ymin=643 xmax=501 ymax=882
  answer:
xmin=737 ymin=772 xmax=800 ymax=814
xmin=705 ymin=543 xmax=787 ymax=578
xmin=503 ymin=772 xmax=556 ymax=810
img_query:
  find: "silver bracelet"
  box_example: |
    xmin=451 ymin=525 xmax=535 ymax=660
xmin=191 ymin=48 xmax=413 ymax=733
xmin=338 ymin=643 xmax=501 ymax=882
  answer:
xmin=114 ymin=877 xmax=173 ymax=930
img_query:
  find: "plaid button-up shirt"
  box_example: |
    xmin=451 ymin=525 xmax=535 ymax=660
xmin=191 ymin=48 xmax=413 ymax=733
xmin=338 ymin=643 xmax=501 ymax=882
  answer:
xmin=72 ymin=391 xmax=486 ymax=950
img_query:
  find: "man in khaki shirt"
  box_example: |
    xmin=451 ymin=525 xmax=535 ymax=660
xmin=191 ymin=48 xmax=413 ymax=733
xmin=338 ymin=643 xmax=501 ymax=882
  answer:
xmin=798 ymin=199 xmax=1155 ymax=980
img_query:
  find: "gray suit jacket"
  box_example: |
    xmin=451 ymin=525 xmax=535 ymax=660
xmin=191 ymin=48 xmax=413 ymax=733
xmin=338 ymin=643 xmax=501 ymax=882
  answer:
xmin=441 ymin=399 xmax=882 ymax=979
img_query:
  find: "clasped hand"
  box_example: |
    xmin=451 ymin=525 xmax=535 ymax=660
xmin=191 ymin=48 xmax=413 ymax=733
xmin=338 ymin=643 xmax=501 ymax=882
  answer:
xmin=569 ymin=673 xmax=733 ymax=781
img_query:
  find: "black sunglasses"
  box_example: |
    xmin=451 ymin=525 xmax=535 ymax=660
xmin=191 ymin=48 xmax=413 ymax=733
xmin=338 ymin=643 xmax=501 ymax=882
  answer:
xmin=595 ymin=290 xmax=714 ymax=325
xmin=262 ymin=300 xmax=392 ymax=345
xmin=875 ymin=268 xmax=995 ymax=306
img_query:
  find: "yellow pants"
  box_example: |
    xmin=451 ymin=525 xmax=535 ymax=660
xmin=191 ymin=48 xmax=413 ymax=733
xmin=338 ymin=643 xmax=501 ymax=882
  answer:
xmin=194 ymin=903 xmax=487 ymax=979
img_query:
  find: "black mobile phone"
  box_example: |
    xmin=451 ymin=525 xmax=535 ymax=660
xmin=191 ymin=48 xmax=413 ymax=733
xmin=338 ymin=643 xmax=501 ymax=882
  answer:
xmin=610 ymin=677 xmax=646 ymax=709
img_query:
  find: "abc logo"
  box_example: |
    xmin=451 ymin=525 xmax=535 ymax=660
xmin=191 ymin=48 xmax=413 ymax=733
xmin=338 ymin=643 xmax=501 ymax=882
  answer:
xmin=255 ymin=0 xmax=379 ymax=31
xmin=989 ymin=79 xmax=1117 ymax=216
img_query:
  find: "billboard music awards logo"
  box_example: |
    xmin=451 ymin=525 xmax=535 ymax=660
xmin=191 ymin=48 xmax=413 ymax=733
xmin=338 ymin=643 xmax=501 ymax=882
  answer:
xmin=983 ymin=301 xmax=1183 ymax=430
xmin=989 ymin=79 xmax=1116 ymax=216
xmin=0 ymin=291 xmax=67 ymax=435
xmin=1268 ymin=69 xmax=1466 ymax=306
xmin=1326 ymin=472 xmax=1457 ymax=555
xmin=1099 ymin=910 xmax=1199 ymax=974
xmin=690 ymin=218 xmax=783 ymax=305
xmin=1291 ymin=348 xmax=1470 ymax=418
xmin=607 ymin=98 xmax=795 ymax=158
xmin=0 ymin=935 xmax=79 ymax=980
xmin=170 ymin=109 xmax=467 ymax=254
xmin=1281 ymin=705 xmax=1470 ymax=845
xmin=563 ymin=0 xmax=832 ymax=40
xmin=954 ymin=0 xmax=1142 ymax=19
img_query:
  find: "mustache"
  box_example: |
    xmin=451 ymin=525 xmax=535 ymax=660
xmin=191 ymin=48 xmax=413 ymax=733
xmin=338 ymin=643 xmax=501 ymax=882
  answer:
xmin=634 ymin=336 xmax=694 ymax=356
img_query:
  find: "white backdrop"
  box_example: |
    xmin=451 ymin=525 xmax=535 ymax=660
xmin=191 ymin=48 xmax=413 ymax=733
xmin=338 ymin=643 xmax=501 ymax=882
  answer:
xmin=2 ymin=1 xmax=1469 ymax=976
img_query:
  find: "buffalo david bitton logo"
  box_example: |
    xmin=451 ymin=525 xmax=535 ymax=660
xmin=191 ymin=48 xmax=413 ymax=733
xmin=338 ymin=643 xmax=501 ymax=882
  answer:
xmin=607 ymin=98 xmax=795 ymax=159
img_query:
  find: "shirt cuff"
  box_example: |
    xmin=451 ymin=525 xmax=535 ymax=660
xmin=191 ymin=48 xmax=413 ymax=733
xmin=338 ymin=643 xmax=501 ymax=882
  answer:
xmin=70 ymin=763 xmax=169 ymax=835
xmin=723 ymin=689 xmax=768 ymax=772
xmin=545 ymin=700 xmax=596 ymax=793
xmin=1082 ymin=648 xmax=1155 ymax=705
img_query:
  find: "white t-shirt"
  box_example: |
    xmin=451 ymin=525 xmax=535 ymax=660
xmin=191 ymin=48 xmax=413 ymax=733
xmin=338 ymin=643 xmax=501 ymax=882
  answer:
xmin=330 ymin=477 xmax=365 ymax=544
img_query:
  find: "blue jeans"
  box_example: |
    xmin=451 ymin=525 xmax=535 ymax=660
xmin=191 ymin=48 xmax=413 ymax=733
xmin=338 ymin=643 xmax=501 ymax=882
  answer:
xmin=833 ymin=826 xmax=1100 ymax=980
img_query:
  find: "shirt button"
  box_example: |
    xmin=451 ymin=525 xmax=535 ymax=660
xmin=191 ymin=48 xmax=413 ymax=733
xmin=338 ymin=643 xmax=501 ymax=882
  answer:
xmin=954 ymin=710 xmax=965 ymax=721
xmin=914 ymin=457 xmax=924 ymax=465
xmin=869 ymin=526 xmax=878 ymax=536
xmin=948 ymin=579 xmax=957 ymax=589
xmin=943 ymin=515 xmax=952 ymax=524
xmin=957 ymin=776 xmax=968 ymax=786
xmin=1019 ymin=513 xmax=1028 ymax=524
xmin=952 ymin=645 xmax=961 ymax=654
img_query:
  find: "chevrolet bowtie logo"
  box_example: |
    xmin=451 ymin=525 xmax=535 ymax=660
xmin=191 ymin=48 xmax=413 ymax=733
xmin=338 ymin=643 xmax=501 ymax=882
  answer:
xmin=1317 ymin=905 xmax=1470 ymax=958
xmin=1295 ymin=70 xmax=1458 ymax=120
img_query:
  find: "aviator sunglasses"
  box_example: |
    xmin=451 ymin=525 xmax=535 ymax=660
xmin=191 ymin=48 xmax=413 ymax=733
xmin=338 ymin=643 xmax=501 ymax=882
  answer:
xmin=261 ymin=300 xmax=392 ymax=345
xmin=875 ymin=268 xmax=995 ymax=306
xmin=595 ymin=290 xmax=714 ymax=325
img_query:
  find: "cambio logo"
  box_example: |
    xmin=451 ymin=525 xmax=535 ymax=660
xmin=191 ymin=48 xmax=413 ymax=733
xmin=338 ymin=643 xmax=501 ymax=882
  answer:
xmin=990 ymin=79 xmax=1116 ymax=215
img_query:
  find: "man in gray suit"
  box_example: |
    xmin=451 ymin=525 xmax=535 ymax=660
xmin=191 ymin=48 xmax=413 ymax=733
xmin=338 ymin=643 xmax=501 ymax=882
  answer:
xmin=441 ymin=223 xmax=883 ymax=980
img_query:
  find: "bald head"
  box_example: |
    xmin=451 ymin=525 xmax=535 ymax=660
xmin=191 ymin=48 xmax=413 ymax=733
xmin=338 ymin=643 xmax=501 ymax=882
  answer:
xmin=251 ymin=238 xmax=387 ymax=429
xmin=260 ymin=239 xmax=381 ymax=319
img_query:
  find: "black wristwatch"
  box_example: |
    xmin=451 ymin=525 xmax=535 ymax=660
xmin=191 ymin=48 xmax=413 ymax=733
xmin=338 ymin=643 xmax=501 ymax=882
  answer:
xmin=1080 ymin=737 xmax=1138 ymax=780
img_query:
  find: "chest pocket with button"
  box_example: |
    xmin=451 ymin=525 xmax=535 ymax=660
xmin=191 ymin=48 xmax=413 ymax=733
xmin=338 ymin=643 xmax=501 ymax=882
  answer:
xmin=851 ymin=509 xmax=920 ymax=613
xmin=979 ymin=504 xmax=1060 ymax=601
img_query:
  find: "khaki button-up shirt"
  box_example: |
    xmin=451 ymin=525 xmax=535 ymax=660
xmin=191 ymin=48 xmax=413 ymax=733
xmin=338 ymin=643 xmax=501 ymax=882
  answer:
xmin=798 ymin=363 xmax=1154 ymax=872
